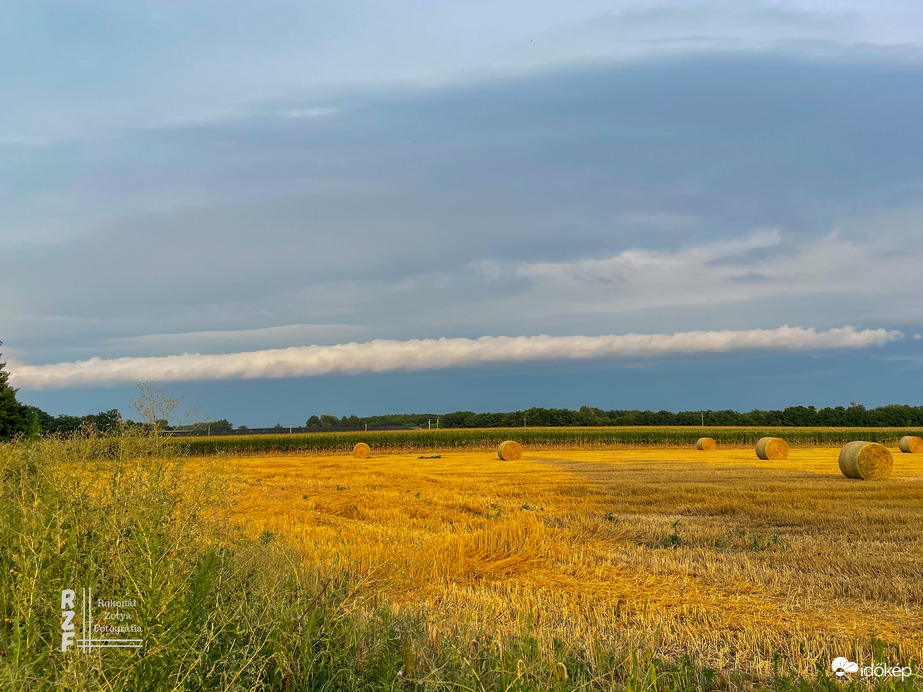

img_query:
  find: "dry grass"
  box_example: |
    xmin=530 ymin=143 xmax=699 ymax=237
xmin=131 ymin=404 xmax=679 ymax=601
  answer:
xmin=200 ymin=447 xmax=923 ymax=679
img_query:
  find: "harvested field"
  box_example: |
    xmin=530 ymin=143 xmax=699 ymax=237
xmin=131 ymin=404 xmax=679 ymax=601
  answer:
xmin=210 ymin=446 xmax=923 ymax=680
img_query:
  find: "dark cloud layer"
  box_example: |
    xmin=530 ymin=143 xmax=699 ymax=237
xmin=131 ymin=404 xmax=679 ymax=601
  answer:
xmin=3 ymin=43 xmax=923 ymax=413
xmin=5 ymin=57 xmax=923 ymax=328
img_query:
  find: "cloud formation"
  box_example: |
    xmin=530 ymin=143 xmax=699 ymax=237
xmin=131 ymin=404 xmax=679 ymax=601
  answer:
xmin=5 ymin=56 xmax=923 ymax=368
xmin=489 ymin=221 xmax=923 ymax=328
xmin=9 ymin=326 xmax=902 ymax=390
xmin=5 ymin=0 xmax=917 ymax=143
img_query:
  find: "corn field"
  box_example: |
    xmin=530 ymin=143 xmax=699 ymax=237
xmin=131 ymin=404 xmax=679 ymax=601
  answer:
xmin=168 ymin=426 xmax=923 ymax=456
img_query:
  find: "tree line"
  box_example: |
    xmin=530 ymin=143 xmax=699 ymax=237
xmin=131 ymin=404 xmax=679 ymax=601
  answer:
xmin=5 ymin=403 xmax=233 ymax=439
xmin=301 ymin=404 xmax=923 ymax=430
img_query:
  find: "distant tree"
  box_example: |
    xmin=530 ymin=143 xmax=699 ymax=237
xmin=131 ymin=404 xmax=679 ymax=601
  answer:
xmin=0 ymin=340 xmax=29 ymax=440
xmin=237 ymin=425 xmax=248 ymax=431
xmin=577 ymin=405 xmax=603 ymax=426
xmin=24 ymin=405 xmax=56 ymax=433
xmin=613 ymin=411 xmax=637 ymax=426
xmin=442 ymin=411 xmax=477 ymax=428
xmin=274 ymin=423 xmax=283 ymax=429
xmin=173 ymin=418 xmax=233 ymax=433
xmin=306 ymin=415 xmax=321 ymax=428
xmin=318 ymin=414 xmax=338 ymax=429
xmin=85 ymin=409 xmax=123 ymax=432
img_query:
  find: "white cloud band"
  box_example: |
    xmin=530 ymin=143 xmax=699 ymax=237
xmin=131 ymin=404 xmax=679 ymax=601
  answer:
xmin=8 ymin=325 xmax=902 ymax=390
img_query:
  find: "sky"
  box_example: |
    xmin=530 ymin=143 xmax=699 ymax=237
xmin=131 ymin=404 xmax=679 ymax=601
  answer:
xmin=2 ymin=0 xmax=923 ymax=426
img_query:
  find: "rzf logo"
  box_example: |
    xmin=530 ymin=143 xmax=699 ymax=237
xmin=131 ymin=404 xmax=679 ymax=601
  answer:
xmin=60 ymin=589 xmax=77 ymax=652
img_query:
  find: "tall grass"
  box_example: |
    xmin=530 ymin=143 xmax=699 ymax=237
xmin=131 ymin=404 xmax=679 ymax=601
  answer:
xmin=1 ymin=428 xmax=316 ymax=689
xmin=1 ymin=430 xmax=917 ymax=690
xmin=170 ymin=426 xmax=923 ymax=457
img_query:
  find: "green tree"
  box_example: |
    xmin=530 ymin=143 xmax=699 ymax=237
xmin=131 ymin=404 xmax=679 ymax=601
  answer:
xmin=85 ymin=409 xmax=123 ymax=432
xmin=0 ymin=340 xmax=29 ymax=440
xmin=23 ymin=405 xmax=56 ymax=433
xmin=318 ymin=414 xmax=339 ymax=429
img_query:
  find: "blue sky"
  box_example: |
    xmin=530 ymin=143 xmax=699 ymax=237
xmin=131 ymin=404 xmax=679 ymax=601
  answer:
xmin=3 ymin=1 xmax=923 ymax=425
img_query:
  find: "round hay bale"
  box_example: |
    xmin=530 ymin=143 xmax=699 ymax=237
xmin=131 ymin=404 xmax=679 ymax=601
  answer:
xmin=838 ymin=441 xmax=893 ymax=480
xmin=352 ymin=442 xmax=371 ymax=459
xmin=898 ymin=435 xmax=923 ymax=454
xmin=695 ymin=437 xmax=716 ymax=451
xmin=755 ymin=437 xmax=789 ymax=460
xmin=497 ymin=440 xmax=523 ymax=461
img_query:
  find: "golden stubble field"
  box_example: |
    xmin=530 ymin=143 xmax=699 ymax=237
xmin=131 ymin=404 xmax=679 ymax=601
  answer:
xmin=205 ymin=447 xmax=923 ymax=678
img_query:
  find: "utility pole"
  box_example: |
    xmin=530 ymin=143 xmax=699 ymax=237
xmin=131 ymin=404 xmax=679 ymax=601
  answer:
xmin=701 ymin=411 xmax=704 ymax=427
xmin=524 ymin=415 xmax=527 ymax=428
xmin=428 ymin=419 xmax=431 ymax=430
